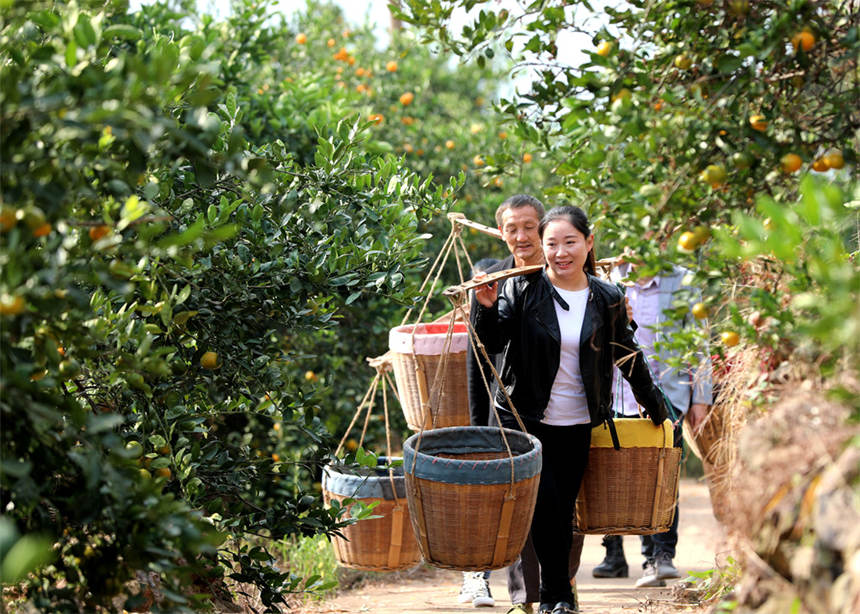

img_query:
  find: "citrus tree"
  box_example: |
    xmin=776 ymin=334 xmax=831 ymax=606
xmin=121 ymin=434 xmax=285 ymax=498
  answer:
xmin=396 ymin=0 xmax=859 ymax=373
xmin=0 ymin=0 xmax=458 ymax=610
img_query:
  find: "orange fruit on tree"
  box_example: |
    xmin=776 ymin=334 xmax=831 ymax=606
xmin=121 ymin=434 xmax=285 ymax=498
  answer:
xmin=493 ymin=176 xmax=504 ymax=188
xmin=445 ymin=139 xmax=455 ymax=150
xmin=721 ymin=331 xmax=740 ymax=347
xmin=304 ymin=370 xmax=318 ymax=382
xmin=399 ymin=91 xmax=414 ymax=106
xmin=822 ymin=149 xmax=845 ymax=169
xmin=791 ymin=29 xmax=815 ymax=52
xmin=345 ymin=439 xmax=359 ymax=452
xmin=596 ymin=41 xmax=613 ymax=57
xmin=355 ymin=67 xmax=366 ymax=77
xmin=32 ymin=223 xmax=52 ymax=237
xmin=473 ymin=155 xmax=484 ymax=167
xmin=674 ymin=53 xmax=692 ymax=70
xmin=386 ymin=60 xmax=398 ymax=72
xmin=327 ymin=38 xmax=335 ymax=47
xmin=522 ymin=152 xmax=533 ymax=163
xmin=498 ymin=131 xmax=508 ymax=139
xmin=677 ymin=231 xmax=699 ymax=253
xmin=691 ymin=302 xmax=708 ymax=320
xmin=0 ymin=294 xmax=25 ymax=316
xmin=89 ymin=224 xmax=111 ymax=241
xmin=0 ymin=206 xmax=16 ymax=232
xmin=749 ymin=115 xmax=768 ymax=132
xmin=812 ymin=158 xmax=828 ymax=172
xmin=368 ymin=113 xmax=383 ymax=125
xmin=271 ymin=453 xmax=280 ymax=462
xmin=404 ymin=143 xmax=414 ymax=153
xmin=155 ymin=467 xmax=172 ymax=479
xmin=295 ymin=33 xmax=307 ymax=45
xmin=781 ymin=153 xmax=802 ymax=173
xmin=200 ymin=351 xmax=219 ymax=370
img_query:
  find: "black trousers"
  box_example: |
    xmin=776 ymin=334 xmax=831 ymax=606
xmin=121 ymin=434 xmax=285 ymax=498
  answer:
xmin=500 ymin=418 xmax=591 ymax=606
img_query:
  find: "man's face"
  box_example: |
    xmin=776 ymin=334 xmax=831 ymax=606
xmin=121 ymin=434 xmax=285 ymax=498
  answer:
xmin=499 ymin=206 xmax=542 ymax=266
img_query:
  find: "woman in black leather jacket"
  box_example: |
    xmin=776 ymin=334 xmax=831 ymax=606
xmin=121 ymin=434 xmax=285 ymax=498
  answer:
xmin=473 ymin=206 xmax=667 ymax=614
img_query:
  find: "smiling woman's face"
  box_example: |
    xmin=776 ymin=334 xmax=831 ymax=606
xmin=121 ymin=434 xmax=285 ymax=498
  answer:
xmin=541 ymin=219 xmax=593 ymax=289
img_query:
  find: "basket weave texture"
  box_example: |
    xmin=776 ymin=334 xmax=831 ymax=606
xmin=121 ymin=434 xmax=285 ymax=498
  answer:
xmin=403 ymin=426 xmax=542 ymax=571
xmin=322 ymin=461 xmax=420 ymax=572
xmin=575 ymin=419 xmax=681 ymax=535
xmin=389 ymin=323 xmax=470 ymax=431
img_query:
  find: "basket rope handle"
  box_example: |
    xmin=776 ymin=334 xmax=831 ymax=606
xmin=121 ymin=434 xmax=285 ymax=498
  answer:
xmin=334 ymin=371 xmax=381 ymax=458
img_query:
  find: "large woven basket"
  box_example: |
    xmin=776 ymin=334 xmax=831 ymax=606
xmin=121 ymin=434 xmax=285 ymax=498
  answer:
xmin=389 ymin=322 xmax=470 ymax=431
xmin=322 ymin=457 xmax=421 ymax=571
xmin=403 ymin=426 xmax=542 ymax=571
xmin=575 ymin=418 xmax=681 ymax=535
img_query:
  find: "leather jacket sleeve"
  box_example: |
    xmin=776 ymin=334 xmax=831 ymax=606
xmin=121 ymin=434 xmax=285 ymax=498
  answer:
xmin=609 ymin=294 xmax=669 ymax=425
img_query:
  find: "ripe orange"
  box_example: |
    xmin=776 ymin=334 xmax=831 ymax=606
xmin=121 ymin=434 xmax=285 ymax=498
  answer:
xmin=271 ymin=453 xmax=280 ymax=462
xmin=327 ymin=38 xmax=335 ymax=48
xmin=295 ymin=33 xmax=307 ymax=45
xmin=345 ymin=439 xmax=359 ymax=452
xmin=401 ymin=116 xmax=415 ymax=126
xmin=386 ymin=60 xmax=398 ymax=72
xmin=347 ymin=56 xmax=355 ymax=66
xmin=368 ymin=113 xmax=383 ymax=125
xmin=677 ymin=231 xmax=699 ymax=253
xmin=596 ymin=41 xmax=613 ymax=57
xmin=473 ymin=155 xmax=484 ymax=167
xmin=811 ymin=158 xmax=828 ymax=172
xmin=691 ymin=302 xmax=708 ymax=320
xmin=721 ymin=331 xmax=740 ymax=347
xmin=32 ymin=223 xmax=52 ymax=237
xmin=498 ymin=131 xmax=508 ymax=139
xmin=305 ymin=370 xmax=318 ymax=382
xmin=333 ymin=48 xmax=348 ymax=61
xmin=781 ymin=153 xmax=802 ymax=173
xmin=273 ymin=422 xmax=281 ymax=431
xmin=493 ymin=176 xmax=504 ymax=188
xmin=522 ymin=152 xmax=533 ymax=163
xmin=445 ymin=139 xmax=455 ymax=150
xmin=0 ymin=207 xmax=16 ymax=232
xmin=399 ymin=91 xmax=414 ymax=106
xmin=404 ymin=143 xmax=414 ymax=153
xmin=89 ymin=225 xmax=111 ymax=241
xmin=155 ymin=467 xmax=172 ymax=479
xmin=355 ymin=67 xmax=366 ymax=77
xmin=200 ymin=351 xmax=219 ymax=370
xmin=791 ymin=29 xmax=815 ymax=52
xmin=822 ymin=149 xmax=845 ymax=170
xmin=0 ymin=294 xmax=25 ymax=316
xmin=749 ymin=115 xmax=768 ymax=132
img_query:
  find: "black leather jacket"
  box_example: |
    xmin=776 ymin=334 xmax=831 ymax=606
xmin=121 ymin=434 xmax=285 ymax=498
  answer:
xmin=473 ymin=268 xmax=668 ymax=429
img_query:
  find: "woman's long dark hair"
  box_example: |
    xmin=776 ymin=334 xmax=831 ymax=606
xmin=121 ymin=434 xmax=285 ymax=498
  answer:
xmin=538 ymin=206 xmax=597 ymax=276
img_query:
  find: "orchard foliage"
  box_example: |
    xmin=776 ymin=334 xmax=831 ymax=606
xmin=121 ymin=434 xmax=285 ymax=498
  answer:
xmin=397 ymin=0 xmax=859 ymax=375
xmin=0 ymin=0 xmax=535 ymax=610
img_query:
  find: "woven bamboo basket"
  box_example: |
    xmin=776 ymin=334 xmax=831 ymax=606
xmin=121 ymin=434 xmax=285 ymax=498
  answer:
xmin=402 ymin=426 xmax=542 ymax=571
xmin=389 ymin=322 xmax=470 ymax=431
xmin=575 ymin=418 xmax=681 ymax=535
xmin=322 ymin=457 xmax=421 ymax=571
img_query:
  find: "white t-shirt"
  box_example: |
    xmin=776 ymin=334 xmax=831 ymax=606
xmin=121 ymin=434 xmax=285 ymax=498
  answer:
xmin=542 ymin=286 xmax=591 ymax=426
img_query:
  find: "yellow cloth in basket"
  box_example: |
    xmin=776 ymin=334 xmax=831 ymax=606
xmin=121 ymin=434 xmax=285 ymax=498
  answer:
xmin=591 ymin=418 xmax=673 ymax=449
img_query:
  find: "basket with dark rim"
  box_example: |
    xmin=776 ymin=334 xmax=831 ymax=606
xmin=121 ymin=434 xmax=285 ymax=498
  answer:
xmin=402 ymin=426 xmax=542 ymax=570
xmin=575 ymin=418 xmax=681 ymax=535
xmin=322 ymin=456 xmax=421 ymax=572
xmin=388 ymin=321 xmax=470 ymax=431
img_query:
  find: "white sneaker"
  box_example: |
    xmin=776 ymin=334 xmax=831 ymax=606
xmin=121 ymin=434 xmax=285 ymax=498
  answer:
xmin=634 ymin=560 xmax=666 ymax=587
xmin=459 ymin=572 xmax=495 ymax=607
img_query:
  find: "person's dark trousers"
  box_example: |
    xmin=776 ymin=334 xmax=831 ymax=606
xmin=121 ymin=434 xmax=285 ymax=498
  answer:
xmin=640 ymin=413 xmax=684 ymax=563
xmin=524 ymin=421 xmax=591 ymax=606
xmin=506 ymin=530 xmax=584 ymax=605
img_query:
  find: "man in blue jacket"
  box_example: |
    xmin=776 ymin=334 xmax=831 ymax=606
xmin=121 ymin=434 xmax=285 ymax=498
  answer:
xmin=591 ymin=261 xmax=712 ymax=587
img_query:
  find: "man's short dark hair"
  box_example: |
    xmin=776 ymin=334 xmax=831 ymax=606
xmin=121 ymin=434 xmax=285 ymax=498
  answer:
xmin=494 ymin=194 xmax=546 ymax=227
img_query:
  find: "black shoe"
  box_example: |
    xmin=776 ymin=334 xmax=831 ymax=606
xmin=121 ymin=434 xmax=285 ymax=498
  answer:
xmin=551 ymin=602 xmax=580 ymax=613
xmin=592 ymin=535 xmax=629 ymax=578
xmin=538 ymin=604 xmax=554 ymax=613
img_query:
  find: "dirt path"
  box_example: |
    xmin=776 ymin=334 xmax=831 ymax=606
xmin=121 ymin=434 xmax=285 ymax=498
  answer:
xmin=299 ymin=479 xmax=727 ymax=614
